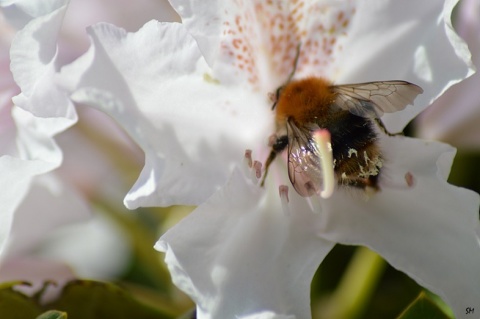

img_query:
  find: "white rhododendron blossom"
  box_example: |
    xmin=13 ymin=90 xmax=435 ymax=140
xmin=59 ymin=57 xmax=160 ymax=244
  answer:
xmin=0 ymin=0 xmax=139 ymax=288
xmin=58 ymin=0 xmax=480 ymax=318
xmin=0 ymin=0 xmax=87 ymax=259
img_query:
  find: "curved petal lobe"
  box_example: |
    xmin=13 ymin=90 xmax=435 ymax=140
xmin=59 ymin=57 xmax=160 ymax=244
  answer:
xmin=157 ymin=168 xmax=334 ymax=319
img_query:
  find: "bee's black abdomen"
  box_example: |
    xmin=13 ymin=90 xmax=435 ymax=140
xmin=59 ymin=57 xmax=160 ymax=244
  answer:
xmin=322 ymin=111 xmax=382 ymax=190
xmin=327 ymin=112 xmax=377 ymax=161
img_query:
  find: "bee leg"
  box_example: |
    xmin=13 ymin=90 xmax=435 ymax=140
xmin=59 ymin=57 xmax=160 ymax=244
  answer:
xmin=365 ymin=174 xmax=380 ymax=191
xmin=344 ymin=174 xmax=380 ymax=192
xmin=374 ymin=118 xmax=404 ymax=137
xmin=260 ymin=150 xmax=277 ymax=187
xmin=261 ymin=135 xmax=289 ymax=187
xmin=359 ymin=176 xmax=380 ymax=194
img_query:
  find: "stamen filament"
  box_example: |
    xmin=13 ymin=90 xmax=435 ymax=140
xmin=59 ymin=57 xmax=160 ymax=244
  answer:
xmin=313 ymin=129 xmax=334 ymax=198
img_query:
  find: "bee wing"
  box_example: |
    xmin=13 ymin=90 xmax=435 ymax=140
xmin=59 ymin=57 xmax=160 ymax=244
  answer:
xmin=332 ymin=81 xmax=423 ymax=118
xmin=286 ymin=119 xmax=324 ymax=197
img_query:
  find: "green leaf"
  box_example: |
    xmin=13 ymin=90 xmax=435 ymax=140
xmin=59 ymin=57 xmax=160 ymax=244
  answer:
xmin=0 ymin=281 xmax=43 ymax=319
xmin=45 ymin=280 xmax=175 ymax=319
xmin=36 ymin=310 xmax=68 ymax=319
xmin=396 ymin=291 xmax=451 ymax=319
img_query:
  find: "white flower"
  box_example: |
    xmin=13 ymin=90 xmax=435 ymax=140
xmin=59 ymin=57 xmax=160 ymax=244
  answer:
xmin=0 ymin=0 xmax=86 ymax=261
xmin=0 ymin=2 xmax=89 ymax=298
xmin=58 ymin=0 xmax=480 ymax=318
xmin=416 ymin=0 xmax=480 ymax=149
xmin=0 ymin=0 xmax=154 ymax=287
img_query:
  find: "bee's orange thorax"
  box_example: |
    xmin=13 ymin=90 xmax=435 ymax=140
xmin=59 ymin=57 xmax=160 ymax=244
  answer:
xmin=275 ymin=77 xmax=336 ymax=125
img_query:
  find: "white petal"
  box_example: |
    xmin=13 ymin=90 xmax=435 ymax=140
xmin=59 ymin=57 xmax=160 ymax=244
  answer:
xmin=416 ymin=0 xmax=480 ymax=149
xmin=60 ymin=0 xmax=179 ymax=53
xmin=238 ymin=311 xmax=295 ymax=319
xmin=0 ymin=107 xmax=69 ymax=257
xmin=8 ymin=0 xmax=77 ymax=126
xmin=5 ymin=173 xmax=90 ymax=257
xmin=317 ymin=137 xmax=480 ymax=319
xmin=0 ymin=0 xmax=67 ymax=29
xmin=0 ymin=155 xmax=51 ymax=257
xmin=168 ymin=0 xmax=239 ymax=80
xmin=169 ymin=1 xmax=357 ymax=88
xmin=60 ymin=21 xmax=271 ymax=207
xmin=37 ymin=213 xmax=130 ymax=280
xmin=335 ymin=0 xmax=473 ymax=133
xmin=12 ymin=106 xmax=65 ymax=161
xmin=156 ymin=168 xmax=334 ymax=319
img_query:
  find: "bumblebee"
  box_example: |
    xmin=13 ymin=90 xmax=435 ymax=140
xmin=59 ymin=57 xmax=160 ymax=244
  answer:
xmin=261 ymin=75 xmax=423 ymax=197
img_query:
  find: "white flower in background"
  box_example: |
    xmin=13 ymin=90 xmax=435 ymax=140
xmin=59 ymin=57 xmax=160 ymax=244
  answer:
xmin=416 ymin=0 xmax=480 ymax=149
xmin=59 ymin=0 xmax=179 ymax=59
xmin=0 ymin=0 xmax=88 ymax=292
xmin=0 ymin=0 xmax=179 ymax=289
xmin=57 ymin=0 xmax=480 ymax=318
xmin=0 ymin=0 xmax=83 ymax=252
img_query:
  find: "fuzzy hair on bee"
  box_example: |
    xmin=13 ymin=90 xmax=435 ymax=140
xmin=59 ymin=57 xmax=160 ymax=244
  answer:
xmin=261 ymin=48 xmax=423 ymax=197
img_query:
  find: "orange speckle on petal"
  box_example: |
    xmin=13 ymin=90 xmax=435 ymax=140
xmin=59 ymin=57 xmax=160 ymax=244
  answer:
xmin=232 ymin=38 xmax=242 ymax=49
xmin=295 ymin=13 xmax=304 ymax=23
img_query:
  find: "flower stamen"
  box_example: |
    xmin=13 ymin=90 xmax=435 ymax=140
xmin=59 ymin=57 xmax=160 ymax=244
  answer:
xmin=279 ymin=185 xmax=289 ymax=203
xmin=313 ymin=129 xmax=334 ymax=199
xmin=253 ymin=160 xmax=262 ymax=179
xmin=243 ymin=149 xmax=261 ymax=183
xmin=244 ymin=149 xmax=253 ymax=168
xmin=405 ymin=172 xmax=415 ymax=188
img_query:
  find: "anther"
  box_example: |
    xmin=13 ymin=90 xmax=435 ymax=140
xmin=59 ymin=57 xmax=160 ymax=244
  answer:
xmin=244 ymin=149 xmax=253 ymax=168
xmin=279 ymin=185 xmax=289 ymax=203
xmin=253 ymin=161 xmax=262 ymax=179
xmin=405 ymin=172 xmax=415 ymax=188
xmin=268 ymin=92 xmax=276 ymax=104
xmin=313 ymin=129 xmax=335 ymax=198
